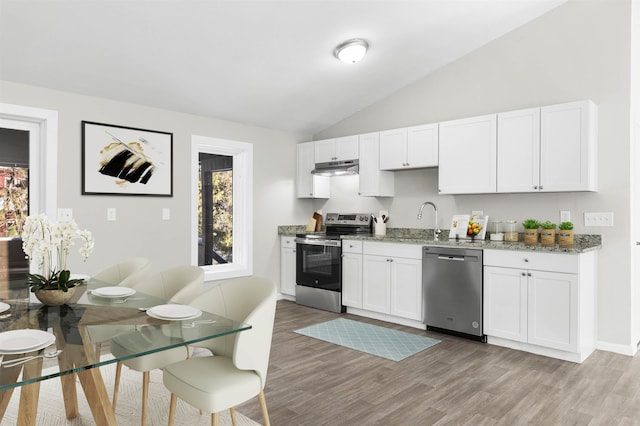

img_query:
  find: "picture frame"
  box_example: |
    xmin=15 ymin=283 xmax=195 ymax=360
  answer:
xmin=81 ymin=121 xmax=173 ymax=197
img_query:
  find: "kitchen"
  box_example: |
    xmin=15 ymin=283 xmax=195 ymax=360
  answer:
xmin=0 ymin=0 xmax=638 ymax=365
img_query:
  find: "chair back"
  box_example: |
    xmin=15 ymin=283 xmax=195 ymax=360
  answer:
xmin=188 ymin=276 xmax=277 ymax=387
xmin=130 ymin=265 xmax=204 ymax=302
xmin=92 ymin=257 xmax=152 ymax=287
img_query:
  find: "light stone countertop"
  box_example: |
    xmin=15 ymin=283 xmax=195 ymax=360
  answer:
xmin=278 ymin=226 xmax=601 ymax=254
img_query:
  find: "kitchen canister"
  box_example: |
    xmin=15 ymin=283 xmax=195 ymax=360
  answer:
xmin=489 ymin=221 xmax=504 ymax=241
xmin=375 ymin=221 xmax=387 ymax=237
xmin=504 ymin=220 xmax=519 ymax=242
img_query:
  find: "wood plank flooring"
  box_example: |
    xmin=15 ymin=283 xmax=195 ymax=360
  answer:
xmin=237 ymin=300 xmax=640 ymax=425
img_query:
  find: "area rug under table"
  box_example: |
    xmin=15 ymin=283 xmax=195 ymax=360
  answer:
xmin=295 ymin=318 xmax=440 ymax=361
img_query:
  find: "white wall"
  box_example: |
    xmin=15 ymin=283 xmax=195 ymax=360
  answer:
xmin=315 ymin=0 xmax=634 ymax=352
xmin=0 ymin=80 xmax=311 ymax=288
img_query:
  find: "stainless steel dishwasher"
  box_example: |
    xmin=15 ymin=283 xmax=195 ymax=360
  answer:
xmin=422 ymin=246 xmax=485 ymax=341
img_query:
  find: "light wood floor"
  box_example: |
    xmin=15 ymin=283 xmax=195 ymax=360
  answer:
xmin=237 ymin=300 xmax=640 ymax=425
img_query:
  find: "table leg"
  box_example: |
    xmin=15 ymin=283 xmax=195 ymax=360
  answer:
xmin=15 ymin=355 xmax=44 ymax=426
xmin=77 ymin=367 xmax=118 ymax=425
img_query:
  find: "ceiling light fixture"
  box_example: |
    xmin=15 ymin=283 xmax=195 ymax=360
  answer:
xmin=334 ymin=39 xmax=369 ymax=64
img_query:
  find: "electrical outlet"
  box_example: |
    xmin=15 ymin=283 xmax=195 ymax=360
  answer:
xmin=584 ymin=212 xmax=614 ymax=227
xmin=472 ymin=210 xmax=484 ymax=217
xmin=560 ymin=210 xmax=571 ymax=223
xmin=57 ymin=208 xmax=73 ymax=222
xmin=107 ymin=208 xmax=117 ymax=221
xmin=162 ymin=207 xmax=170 ymax=220
xmin=316 ymin=209 xmax=322 ymax=215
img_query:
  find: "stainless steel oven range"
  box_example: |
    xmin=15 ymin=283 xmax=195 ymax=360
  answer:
xmin=295 ymin=213 xmax=373 ymax=313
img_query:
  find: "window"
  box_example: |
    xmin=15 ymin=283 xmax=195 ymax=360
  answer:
xmin=191 ymin=135 xmax=252 ymax=281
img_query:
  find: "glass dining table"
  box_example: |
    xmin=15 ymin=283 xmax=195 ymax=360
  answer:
xmin=0 ymin=279 xmax=251 ymax=425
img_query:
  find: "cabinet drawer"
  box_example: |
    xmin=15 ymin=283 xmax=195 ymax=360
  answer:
xmin=363 ymin=241 xmax=422 ymax=259
xmin=484 ymin=249 xmax=578 ymax=274
xmin=342 ymin=240 xmax=362 ymax=253
xmin=280 ymin=236 xmax=296 ymax=249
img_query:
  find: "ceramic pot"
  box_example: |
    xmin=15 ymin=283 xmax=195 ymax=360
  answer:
xmin=523 ymin=229 xmax=539 ymax=246
xmin=34 ymin=287 xmax=76 ymax=306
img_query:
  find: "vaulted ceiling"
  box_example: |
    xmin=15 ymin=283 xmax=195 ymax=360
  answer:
xmin=0 ymin=0 xmax=567 ymax=135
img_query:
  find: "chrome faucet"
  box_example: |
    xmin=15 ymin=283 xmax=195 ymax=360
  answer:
xmin=417 ymin=201 xmax=441 ymax=241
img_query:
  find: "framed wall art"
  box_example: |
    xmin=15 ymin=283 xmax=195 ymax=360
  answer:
xmin=81 ymin=121 xmax=173 ymax=197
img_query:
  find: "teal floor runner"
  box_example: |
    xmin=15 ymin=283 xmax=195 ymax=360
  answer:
xmin=294 ymin=318 xmax=440 ymax=361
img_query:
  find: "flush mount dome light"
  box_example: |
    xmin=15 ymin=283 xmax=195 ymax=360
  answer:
xmin=334 ymin=39 xmax=369 ymax=64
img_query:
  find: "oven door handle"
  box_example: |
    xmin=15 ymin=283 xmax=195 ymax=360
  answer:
xmin=295 ymin=238 xmax=341 ymax=247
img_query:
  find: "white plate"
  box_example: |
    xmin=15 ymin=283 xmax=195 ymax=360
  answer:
xmin=146 ymin=304 xmax=202 ymax=321
xmin=0 ymin=302 xmax=9 ymax=313
xmin=70 ymin=273 xmax=90 ymax=281
xmin=92 ymin=287 xmax=136 ymax=298
xmin=0 ymin=330 xmax=56 ymax=354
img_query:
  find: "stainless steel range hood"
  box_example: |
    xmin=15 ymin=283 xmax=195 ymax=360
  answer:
xmin=311 ymin=159 xmax=359 ymax=177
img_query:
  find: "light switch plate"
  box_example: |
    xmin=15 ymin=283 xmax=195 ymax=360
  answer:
xmin=472 ymin=210 xmax=484 ymax=217
xmin=107 ymin=208 xmax=117 ymax=221
xmin=560 ymin=210 xmax=571 ymax=223
xmin=162 ymin=207 xmax=170 ymax=220
xmin=584 ymin=212 xmax=614 ymax=227
xmin=57 ymin=208 xmax=73 ymax=222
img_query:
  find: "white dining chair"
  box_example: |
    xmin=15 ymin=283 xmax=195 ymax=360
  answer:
xmin=163 ymin=275 xmax=277 ymax=426
xmin=109 ymin=265 xmax=204 ymax=425
xmin=91 ymin=256 xmax=152 ymax=287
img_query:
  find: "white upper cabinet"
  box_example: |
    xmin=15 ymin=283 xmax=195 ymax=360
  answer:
xmin=314 ymin=135 xmax=359 ymax=163
xmin=497 ymin=101 xmax=597 ymax=193
xmin=379 ymin=124 xmax=438 ymax=170
xmin=296 ymin=142 xmax=329 ymax=198
xmin=539 ymin=100 xmax=597 ymax=192
xmin=358 ymin=132 xmax=394 ymax=197
xmin=497 ymin=107 xmax=541 ymax=193
xmin=438 ymin=114 xmax=497 ymax=194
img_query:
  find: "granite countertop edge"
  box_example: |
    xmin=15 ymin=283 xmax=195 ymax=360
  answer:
xmin=278 ymin=226 xmax=601 ymax=254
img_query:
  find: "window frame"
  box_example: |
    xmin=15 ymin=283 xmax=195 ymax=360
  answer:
xmin=191 ymin=135 xmax=253 ymax=281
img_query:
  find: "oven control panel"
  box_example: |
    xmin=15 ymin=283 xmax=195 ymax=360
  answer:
xmin=325 ymin=213 xmax=373 ymax=226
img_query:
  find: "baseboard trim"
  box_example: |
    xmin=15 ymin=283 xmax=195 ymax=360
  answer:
xmin=596 ymin=340 xmax=636 ymax=356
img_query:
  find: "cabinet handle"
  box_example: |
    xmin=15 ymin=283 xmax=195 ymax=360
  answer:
xmin=524 ymin=258 xmax=529 ymax=263
xmin=528 ymin=272 xmax=532 ymax=277
xmin=521 ymin=272 xmax=526 ymax=276
xmin=533 ymin=186 xmax=538 ymax=190
xmin=539 ymin=185 xmax=544 ymax=190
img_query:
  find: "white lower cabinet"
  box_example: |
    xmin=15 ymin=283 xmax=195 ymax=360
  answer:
xmin=361 ymin=242 xmax=423 ymax=322
xmin=483 ymin=249 xmax=596 ymax=363
xmin=280 ymin=236 xmax=296 ymax=297
xmin=342 ymin=240 xmax=363 ymax=308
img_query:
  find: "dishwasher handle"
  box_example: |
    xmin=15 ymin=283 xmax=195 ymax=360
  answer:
xmin=437 ymin=255 xmax=466 ymax=261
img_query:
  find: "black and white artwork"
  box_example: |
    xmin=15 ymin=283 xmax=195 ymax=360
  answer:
xmin=82 ymin=121 xmax=173 ymax=196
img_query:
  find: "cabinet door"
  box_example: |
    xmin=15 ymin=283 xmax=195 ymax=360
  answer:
xmin=540 ymin=100 xmax=597 ymax=192
xmin=296 ymin=142 xmax=329 ymax=198
xmin=342 ymin=252 xmax=363 ymax=308
xmin=438 ymin=114 xmax=497 ymax=194
xmin=314 ymin=139 xmax=336 ymax=163
xmin=483 ymin=266 xmax=527 ymax=342
xmin=497 ymin=108 xmax=541 ymax=193
xmin=379 ymin=128 xmax=408 ymax=170
xmin=406 ymin=123 xmax=438 ymax=168
xmin=280 ymin=238 xmax=297 ymax=296
xmin=527 ymin=270 xmax=578 ymax=352
xmin=358 ymin=132 xmax=394 ymax=197
xmin=335 ymin=135 xmax=359 ymax=161
xmin=362 ymin=255 xmax=390 ymax=314
xmin=389 ymin=257 xmax=422 ymax=321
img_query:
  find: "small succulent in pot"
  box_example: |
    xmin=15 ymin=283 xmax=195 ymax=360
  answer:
xmin=559 ymin=221 xmax=574 ymax=230
xmin=522 ymin=218 xmax=540 ymax=229
xmin=540 ymin=221 xmax=557 ymax=230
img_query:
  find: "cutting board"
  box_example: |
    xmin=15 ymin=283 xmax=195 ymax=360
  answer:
xmin=305 ymin=218 xmax=317 ymax=232
xmin=313 ymin=213 xmax=323 ymax=232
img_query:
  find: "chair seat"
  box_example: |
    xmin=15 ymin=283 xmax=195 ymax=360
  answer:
xmin=111 ymin=331 xmax=189 ymax=372
xmin=164 ymin=356 xmax=261 ymax=413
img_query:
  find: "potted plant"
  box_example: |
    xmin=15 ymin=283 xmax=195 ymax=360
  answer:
xmin=522 ymin=218 xmax=540 ymax=246
xmin=540 ymin=221 xmax=557 ymax=247
xmin=558 ymin=221 xmax=575 ymax=248
xmin=21 ymin=214 xmax=94 ymax=306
